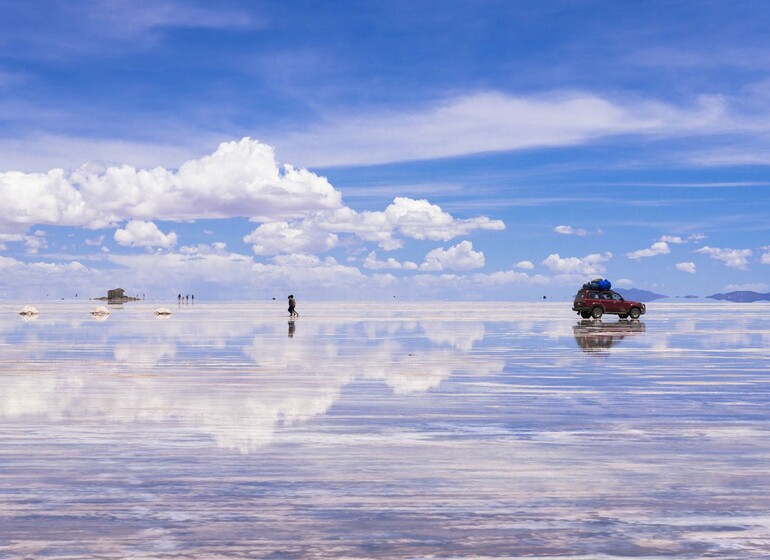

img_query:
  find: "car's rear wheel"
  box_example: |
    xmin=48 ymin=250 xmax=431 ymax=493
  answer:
xmin=629 ymin=307 xmax=641 ymax=319
xmin=591 ymin=307 xmax=603 ymax=319
xmin=580 ymin=310 xmax=591 ymax=319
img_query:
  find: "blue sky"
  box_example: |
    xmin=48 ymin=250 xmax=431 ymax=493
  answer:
xmin=2 ymin=0 xmax=770 ymax=301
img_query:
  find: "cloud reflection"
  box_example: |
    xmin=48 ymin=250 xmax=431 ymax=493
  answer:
xmin=0 ymin=303 xmax=503 ymax=453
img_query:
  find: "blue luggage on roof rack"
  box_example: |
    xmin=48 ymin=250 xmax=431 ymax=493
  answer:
xmin=583 ymin=278 xmax=612 ymax=291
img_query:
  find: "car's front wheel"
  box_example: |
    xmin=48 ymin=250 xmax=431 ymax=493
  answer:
xmin=580 ymin=310 xmax=591 ymax=319
xmin=629 ymin=307 xmax=641 ymax=319
xmin=591 ymin=307 xmax=603 ymax=319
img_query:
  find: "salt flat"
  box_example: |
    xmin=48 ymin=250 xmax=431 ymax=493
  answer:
xmin=1 ymin=301 xmax=769 ymax=558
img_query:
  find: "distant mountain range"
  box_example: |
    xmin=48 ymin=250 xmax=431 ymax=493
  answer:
xmin=707 ymin=291 xmax=770 ymax=303
xmin=617 ymin=288 xmax=669 ymax=302
xmin=614 ymin=289 xmax=770 ymax=303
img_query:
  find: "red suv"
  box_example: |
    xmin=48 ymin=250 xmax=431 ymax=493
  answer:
xmin=572 ymin=289 xmax=646 ymax=320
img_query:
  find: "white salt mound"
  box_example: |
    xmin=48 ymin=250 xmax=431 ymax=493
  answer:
xmin=91 ymin=306 xmax=110 ymax=316
xmin=154 ymin=308 xmax=173 ymax=316
xmin=19 ymin=306 xmax=39 ymax=316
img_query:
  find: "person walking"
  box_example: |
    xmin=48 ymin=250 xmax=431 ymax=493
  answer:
xmin=288 ymin=294 xmax=299 ymax=318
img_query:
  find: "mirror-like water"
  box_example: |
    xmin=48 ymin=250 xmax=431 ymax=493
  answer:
xmin=1 ymin=301 xmax=769 ymax=558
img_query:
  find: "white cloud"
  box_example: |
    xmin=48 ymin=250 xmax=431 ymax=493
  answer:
xmin=252 ymin=197 xmax=505 ymax=254
xmin=659 ymin=235 xmax=685 ymax=244
xmin=0 ymin=138 xmax=343 ymax=233
xmin=626 ymin=241 xmax=671 ymax=259
xmin=363 ymin=251 xmax=418 ymax=271
xmin=23 ymin=230 xmax=48 ymax=254
xmin=515 ymin=260 xmax=535 ymax=270
xmin=1 ymin=139 xmax=505 ymax=273
xmin=0 ymin=255 xmax=89 ymax=298
xmin=0 ymin=233 xmax=23 ymax=250
xmin=315 ymin=198 xmax=504 ymax=249
xmin=114 ymin=220 xmax=177 ymax=248
xmin=275 ymin=91 xmax=732 ymax=167
xmin=243 ymin=221 xmax=338 ymax=256
xmin=471 ymin=270 xmax=548 ymax=286
xmin=384 ymin=198 xmax=504 ymax=241
xmin=0 ymin=232 xmax=48 ymax=253
xmin=84 ymin=235 xmax=105 ymax=247
xmin=554 ymin=225 xmax=588 ymax=236
xmin=760 ymin=250 xmax=770 ymax=265
xmin=615 ymin=278 xmax=634 ymax=287
xmin=179 ymin=242 xmax=228 ymax=256
xmin=542 ymin=252 xmax=612 ymax=276
xmin=688 ymin=233 xmax=707 ymax=242
xmin=420 ymin=241 xmax=485 ymax=272
xmin=696 ymin=246 xmax=752 ymax=269
xmin=676 ymin=261 xmax=697 ymax=273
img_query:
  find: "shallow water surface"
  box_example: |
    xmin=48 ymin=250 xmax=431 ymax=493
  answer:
xmin=1 ymin=301 xmax=769 ymax=558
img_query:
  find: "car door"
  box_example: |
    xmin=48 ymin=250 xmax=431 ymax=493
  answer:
xmin=608 ymin=292 xmax=624 ymax=314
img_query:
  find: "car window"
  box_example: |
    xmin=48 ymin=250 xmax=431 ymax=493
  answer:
xmin=612 ymin=293 xmax=622 ymax=301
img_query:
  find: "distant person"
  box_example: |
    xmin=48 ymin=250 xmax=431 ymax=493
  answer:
xmin=288 ymin=294 xmax=299 ymax=318
xmin=191 ymin=294 xmax=195 ymax=303
xmin=186 ymin=295 xmax=189 ymax=303
xmin=178 ymin=294 xmax=182 ymax=303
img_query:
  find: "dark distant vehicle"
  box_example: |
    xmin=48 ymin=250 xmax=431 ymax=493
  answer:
xmin=572 ymin=289 xmax=646 ymax=320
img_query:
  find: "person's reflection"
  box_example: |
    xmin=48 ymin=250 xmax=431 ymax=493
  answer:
xmin=288 ymin=320 xmax=296 ymax=338
xmin=573 ymin=319 xmax=645 ymax=352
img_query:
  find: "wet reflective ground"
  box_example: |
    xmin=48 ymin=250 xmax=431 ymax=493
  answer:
xmin=1 ymin=301 xmax=769 ymax=558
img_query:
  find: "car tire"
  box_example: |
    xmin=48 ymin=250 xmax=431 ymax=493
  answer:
xmin=580 ymin=310 xmax=591 ymax=319
xmin=629 ymin=307 xmax=641 ymax=319
xmin=591 ymin=307 xmax=603 ymax=319
xmin=618 ymin=314 xmax=628 ymax=319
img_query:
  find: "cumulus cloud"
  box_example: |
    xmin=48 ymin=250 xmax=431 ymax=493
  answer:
xmin=244 ymin=197 xmax=505 ymax=254
xmin=626 ymin=241 xmax=671 ymax=259
xmin=385 ymin=198 xmax=504 ymax=241
xmin=315 ymin=197 xmax=504 ymax=249
xmin=84 ymin=235 xmax=105 ymax=246
xmin=114 ymin=220 xmax=178 ymax=248
xmin=243 ymin=221 xmax=339 ymax=256
xmin=471 ymin=270 xmax=548 ymax=286
xmin=615 ymin=278 xmax=634 ymax=287
xmin=676 ymin=261 xmax=697 ymax=273
xmin=515 ymin=260 xmax=535 ymax=270
xmin=0 ymin=138 xmax=343 ymax=233
xmin=659 ymin=235 xmax=685 ymax=244
xmin=696 ymin=246 xmax=752 ymax=269
xmin=23 ymin=231 xmax=48 ymax=254
xmin=179 ymin=242 xmax=228 ymax=256
xmin=0 ymin=255 xmax=89 ymax=299
xmin=420 ymin=241 xmax=485 ymax=272
xmin=0 ymin=233 xmax=23 ymax=250
xmin=554 ymin=225 xmax=588 ymax=236
xmin=363 ymin=251 xmax=418 ymax=271
xmin=542 ymin=252 xmax=612 ymax=276
xmin=0 ymin=232 xmax=47 ymax=253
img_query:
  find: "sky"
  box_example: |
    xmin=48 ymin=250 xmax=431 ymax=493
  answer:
xmin=2 ymin=0 xmax=770 ymax=301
